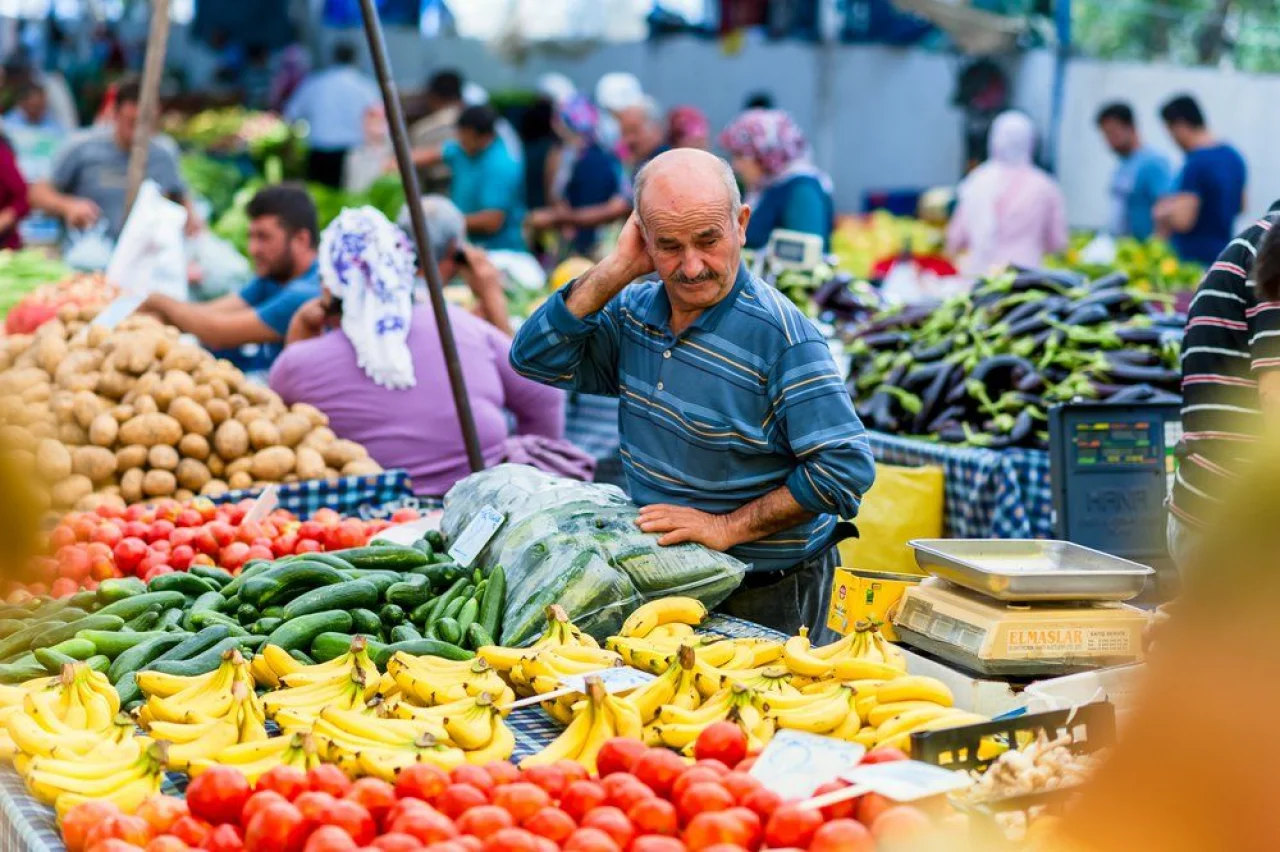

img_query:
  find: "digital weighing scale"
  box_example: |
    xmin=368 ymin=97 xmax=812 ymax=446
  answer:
xmin=748 ymin=229 xmax=827 ymax=279
xmin=892 ymin=540 xmax=1153 ymax=678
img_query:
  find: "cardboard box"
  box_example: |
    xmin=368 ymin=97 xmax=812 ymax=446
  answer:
xmin=828 ymin=567 xmax=925 ymax=641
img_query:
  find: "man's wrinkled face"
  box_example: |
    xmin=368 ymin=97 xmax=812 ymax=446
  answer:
xmin=248 ymin=215 xmax=298 ymax=280
xmin=641 ymin=192 xmax=750 ymax=316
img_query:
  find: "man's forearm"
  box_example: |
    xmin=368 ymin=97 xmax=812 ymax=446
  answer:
xmin=723 ymin=486 xmax=814 ymax=548
xmin=564 ymin=256 xmax=638 ymax=319
xmin=28 ymin=182 xmax=73 ymax=217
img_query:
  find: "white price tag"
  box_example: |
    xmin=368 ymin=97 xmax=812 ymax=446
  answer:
xmin=90 ymin=293 xmax=146 ymax=329
xmin=372 ymin=512 xmax=442 ymax=546
xmin=841 ymin=760 xmax=972 ymax=802
xmin=243 ymin=484 xmax=280 ymax=524
xmin=504 ymin=667 xmax=655 ymax=710
xmin=448 ymin=506 xmax=504 ymax=568
xmin=750 ymin=730 xmax=866 ymax=800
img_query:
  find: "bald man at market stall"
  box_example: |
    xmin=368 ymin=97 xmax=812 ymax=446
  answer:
xmin=510 ymin=148 xmax=875 ymax=636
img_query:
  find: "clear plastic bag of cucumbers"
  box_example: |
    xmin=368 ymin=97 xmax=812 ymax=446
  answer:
xmin=442 ymin=464 xmax=746 ymax=646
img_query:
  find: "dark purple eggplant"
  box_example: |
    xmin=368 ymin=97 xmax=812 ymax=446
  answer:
xmin=1088 ymin=271 xmax=1130 ymax=292
xmin=986 ymin=409 xmax=1037 ymax=449
xmin=926 ymin=405 xmax=966 ymax=433
xmin=1065 ymin=302 xmax=1111 ymax=326
xmin=1011 ymin=270 xmax=1081 ymax=294
xmin=858 ymin=331 xmax=913 ymax=351
xmin=1101 ymin=356 xmax=1180 ymax=389
xmin=1006 ymin=298 xmax=1070 ymax=337
xmin=1016 ymin=371 xmax=1047 ymax=394
xmin=970 ymin=355 xmax=1036 ymax=394
xmin=1115 ymin=326 xmax=1163 ymax=346
xmin=1105 ymin=383 xmax=1160 ymax=403
xmin=910 ymin=338 xmax=952 ymax=362
xmin=914 ymin=363 xmax=963 ymax=433
xmin=1068 ymin=289 xmax=1133 ymax=315
xmin=936 ymin=422 xmax=968 ymax=443
xmin=1106 ymin=348 xmax=1160 ymax=367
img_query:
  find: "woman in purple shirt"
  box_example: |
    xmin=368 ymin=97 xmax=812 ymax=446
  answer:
xmin=268 ymin=205 xmax=569 ymax=497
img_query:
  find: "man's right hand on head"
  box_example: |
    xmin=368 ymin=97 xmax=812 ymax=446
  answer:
xmin=63 ymin=198 xmax=100 ymax=230
xmin=610 ymin=213 xmax=656 ymax=282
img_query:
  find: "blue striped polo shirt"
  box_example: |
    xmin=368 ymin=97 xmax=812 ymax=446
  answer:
xmin=510 ymin=264 xmax=876 ymax=573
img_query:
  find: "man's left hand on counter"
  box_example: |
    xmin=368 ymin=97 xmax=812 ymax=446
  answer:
xmin=637 ymin=504 xmax=740 ymax=551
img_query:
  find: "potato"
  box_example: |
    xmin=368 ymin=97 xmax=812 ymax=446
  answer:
xmin=301 ymin=427 xmax=336 ymax=450
xmin=161 ymin=343 xmax=205 ymax=373
xmin=164 ymin=371 xmax=196 ymax=399
xmin=132 ymin=395 xmax=159 ymax=415
xmin=205 ymin=398 xmax=231 ymax=425
xmin=178 ymin=433 xmax=210 ymax=461
xmin=95 ymin=370 xmax=132 ymax=401
xmin=116 ymin=444 xmax=148 ymax=471
xmin=283 ymin=473 xmax=299 ymax=483
xmin=240 ymin=382 xmax=274 ymax=406
xmin=7 ymin=448 xmax=35 ymax=475
xmin=117 ymin=332 xmax=160 ymax=374
xmin=322 ymin=440 xmax=367 ymax=469
xmin=292 ymin=403 xmax=329 ymax=428
xmin=200 ymin=479 xmax=229 ymax=497
xmin=207 ymin=455 xmax=225 ymax=477
xmin=29 ymin=420 xmax=56 ymax=440
xmin=213 ymin=419 xmax=249 ymax=460
xmin=234 ymin=407 xmax=267 ymax=426
xmin=112 ymin=404 xmax=135 ymax=424
xmin=342 ymin=459 xmax=383 ymax=476
xmin=250 ymin=446 xmax=295 ymax=481
xmin=295 ymin=446 xmax=325 ymax=481
xmin=247 ymin=418 xmax=280 ymax=450
xmin=119 ymin=467 xmax=145 ymax=502
xmin=57 ymin=370 xmax=99 ymax=394
xmin=148 ymin=445 xmax=179 ymax=471
xmin=228 ymin=471 xmax=253 ymax=490
xmin=150 ymin=381 xmax=177 ymax=410
xmin=169 ymin=397 xmax=213 ymax=437
xmin=207 ymin=377 xmax=231 ymax=400
xmin=72 ymin=446 xmax=117 ymax=482
xmin=57 ymin=422 xmax=88 ymax=446
xmin=86 ymin=323 xmax=110 ymax=349
xmin=35 ymin=439 xmax=72 ymax=482
xmin=0 ymin=396 xmax=25 ymax=424
xmin=119 ymin=413 xmax=182 ymax=447
xmin=69 ymin=391 xmax=102 ymax=430
xmin=227 ymin=394 xmax=248 ymax=413
xmin=175 ymin=458 xmax=212 ymax=492
xmin=142 ymin=469 xmax=177 ymax=497
xmin=323 ymin=467 xmax=341 ymax=480
xmin=34 ymin=332 xmax=67 ymax=376
xmin=51 ymin=474 xmax=93 ymax=508
xmin=275 ymin=413 xmax=311 ymax=448
xmin=191 ymin=384 xmax=214 ymax=404
xmin=173 ymin=488 xmax=195 ymax=502
xmin=78 ymin=492 xmax=125 ymax=514
xmin=88 ymin=413 xmax=119 ymax=447
xmin=21 ymin=382 xmax=51 ymax=404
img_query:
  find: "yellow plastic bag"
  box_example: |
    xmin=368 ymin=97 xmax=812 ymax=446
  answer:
xmin=838 ymin=463 xmax=944 ymax=576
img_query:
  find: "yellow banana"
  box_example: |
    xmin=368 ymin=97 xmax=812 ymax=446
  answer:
xmin=853 ymin=727 xmax=880 ymax=748
xmin=137 ymin=668 xmax=217 ymax=699
xmin=261 ymin=644 xmax=305 ymax=680
xmin=165 ymin=722 xmax=241 ymax=771
xmin=783 ymin=629 xmax=835 ymax=678
xmin=868 ymin=700 xmax=951 ymax=728
xmin=604 ymin=695 xmax=644 ymax=741
xmin=463 ymin=719 xmax=515 ymax=765
xmin=520 ymin=696 xmax=595 ymax=768
xmin=875 ymin=705 xmax=965 ymax=742
xmin=620 ymin=596 xmax=708 ymax=639
xmin=625 ymin=644 xmax=694 ymax=723
xmin=649 ymin=623 xmax=695 ymax=641
xmin=810 ymin=631 xmax=858 ymax=661
xmin=53 ymin=771 xmax=162 ymax=822
xmin=833 ymin=658 xmax=907 ymax=681
xmin=874 ymin=676 xmax=953 ymax=707
xmin=878 ymin=712 xmax=988 ymax=755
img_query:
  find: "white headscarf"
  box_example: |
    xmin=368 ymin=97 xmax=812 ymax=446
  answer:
xmin=953 ymin=110 xmax=1039 ymax=261
xmin=319 ymin=207 xmax=418 ymax=390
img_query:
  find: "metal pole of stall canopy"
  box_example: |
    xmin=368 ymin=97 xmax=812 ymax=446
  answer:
xmin=356 ymin=0 xmax=486 ymax=473
xmin=123 ymin=0 xmax=172 ymax=218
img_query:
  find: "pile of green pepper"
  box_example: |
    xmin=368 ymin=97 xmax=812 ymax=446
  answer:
xmin=846 ymin=267 xmax=1185 ymax=449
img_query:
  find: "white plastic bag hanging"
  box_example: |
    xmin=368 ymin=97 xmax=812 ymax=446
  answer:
xmin=1080 ymin=232 xmax=1118 ymax=266
xmin=106 ymin=180 xmax=189 ymax=300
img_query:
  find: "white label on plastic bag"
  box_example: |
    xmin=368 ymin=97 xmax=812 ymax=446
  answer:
xmin=750 ymin=730 xmax=866 ymax=799
xmin=373 ymin=513 xmax=442 ymax=546
xmin=840 ymin=760 xmax=972 ymax=802
xmin=243 ymin=484 xmax=279 ymax=524
xmin=504 ymin=666 xmax=655 ymax=709
xmin=448 ymin=506 xmax=504 ymax=567
xmin=91 ymin=294 xmax=146 ymax=329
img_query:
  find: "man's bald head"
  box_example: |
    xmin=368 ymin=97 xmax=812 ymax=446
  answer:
xmin=633 ymin=148 xmax=742 ymax=228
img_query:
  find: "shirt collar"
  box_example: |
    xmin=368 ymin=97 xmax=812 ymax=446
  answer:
xmin=641 ymin=263 xmax=749 ymax=336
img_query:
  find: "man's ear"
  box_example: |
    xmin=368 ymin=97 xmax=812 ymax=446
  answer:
xmin=736 ymin=205 xmax=752 ymax=244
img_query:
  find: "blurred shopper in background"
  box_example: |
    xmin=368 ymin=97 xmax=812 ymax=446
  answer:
xmin=946 ymin=110 xmax=1068 ymax=277
xmin=617 ymin=96 xmax=669 ymax=177
xmin=284 ymin=42 xmax=379 ymax=188
xmin=667 ymin=105 xmax=710 ymax=150
xmin=1155 ymin=93 xmax=1246 ymax=265
xmin=409 ymin=69 xmax=464 ymax=196
xmin=720 ymin=109 xmax=835 ymax=251
xmin=1096 ymin=101 xmax=1171 ymax=241
xmin=0 ymin=124 xmax=29 ymax=249
xmin=269 ymin=44 xmax=310 ymax=113
xmin=519 ymin=96 xmax=559 ymax=214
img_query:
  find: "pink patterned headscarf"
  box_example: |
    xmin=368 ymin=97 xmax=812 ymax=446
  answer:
xmin=667 ymin=105 xmax=710 ymax=149
xmin=718 ymin=109 xmax=810 ymax=178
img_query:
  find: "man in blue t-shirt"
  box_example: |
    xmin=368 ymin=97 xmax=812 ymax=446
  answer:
xmin=140 ymin=185 xmax=320 ymax=370
xmin=411 ymin=105 xmax=525 ymax=251
xmin=1155 ymin=94 xmax=1246 ymax=265
xmin=1096 ymin=102 xmax=1171 ymax=241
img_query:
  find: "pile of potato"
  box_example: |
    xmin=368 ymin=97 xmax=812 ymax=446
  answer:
xmin=0 ymin=313 xmax=382 ymax=516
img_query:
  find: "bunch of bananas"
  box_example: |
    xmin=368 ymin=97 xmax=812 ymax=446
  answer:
xmin=618 ymin=596 xmax=708 ymax=639
xmin=520 ymin=678 xmax=641 ymax=775
xmin=783 ymin=621 xmax=906 ymax=680
xmin=189 ymin=732 xmax=325 ymax=784
xmin=27 ymin=738 xmax=166 ymax=820
xmin=647 ymin=682 xmax=773 ymax=754
xmin=847 ymin=676 xmax=984 ymax=753
xmin=478 ymin=604 xmax=603 ymax=679
xmin=387 ymin=654 xmax=513 ymax=708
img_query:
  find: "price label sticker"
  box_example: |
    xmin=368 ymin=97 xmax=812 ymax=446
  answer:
xmin=90 ymin=293 xmax=146 ymax=330
xmin=373 ymin=512 xmax=442 ymax=546
xmin=242 ymin=484 xmax=280 ymax=525
xmin=504 ymin=667 xmax=655 ymax=710
xmin=750 ymin=730 xmax=866 ymax=799
xmin=448 ymin=506 xmax=504 ymax=567
xmin=840 ymin=760 xmax=972 ymax=802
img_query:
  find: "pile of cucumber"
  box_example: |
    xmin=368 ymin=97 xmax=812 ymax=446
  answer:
xmin=0 ymin=530 xmax=504 ymax=707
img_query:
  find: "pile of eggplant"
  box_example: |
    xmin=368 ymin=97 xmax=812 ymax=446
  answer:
xmin=846 ymin=268 xmax=1185 ymax=449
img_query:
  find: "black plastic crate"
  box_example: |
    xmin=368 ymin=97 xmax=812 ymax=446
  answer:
xmin=910 ymin=701 xmax=1116 ymax=772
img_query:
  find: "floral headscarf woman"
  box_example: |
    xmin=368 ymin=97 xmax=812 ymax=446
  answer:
xmin=667 ymin=105 xmax=710 ymax=149
xmin=718 ymin=109 xmax=835 ymax=250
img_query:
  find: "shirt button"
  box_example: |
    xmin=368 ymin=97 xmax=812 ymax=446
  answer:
xmin=656 ymin=382 xmax=664 ymax=391
xmin=663 ymin=349 xmax=672 ymax=359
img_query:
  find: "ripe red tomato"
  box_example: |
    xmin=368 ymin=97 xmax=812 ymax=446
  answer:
xmin=556 ymin=760 xmax=590 ymax=785
xmin=193 ymin=528 xmax=220 ymax=557
xmin=168 ymin=816 xmax=212 ymax=849
xmin=809 ymin=819 xmax=875 ymax=852
xmin=271 ymin=534 xmax=299 ymax=558
xmin=871 ymin=805 xmax=934 ymax=846
xmin=370 ymin=833 xmax=420 ymax=852
xmin=294 ymin=792 xmax=339 ymax=825
xmin=579 ymin=806 xmax=633 ymax=849
xmin=558 ymin=780 xmax=607 ymax=823
xmin=739 ymin=787 xmax=781 ymax=822
xmin=244 ymin=800 xmax=308 ymax=852
xmin=561 ymin=827 xmax=621 ymax=852
xmin=302 ymin=825 xmax=356 ymax=852
xmin=811 ymin=780 xmax=857 ymax=820
xmin=725 ymin=807 xmax=761 ymax=849
xmin=861 ymin=746 xmax=909 ymax=765
xmin=294 ymin=539 xmax=322 ymax=555
xmin=718 ymin=772 xmax=759 ymax=804
xmin=219 ymin=542 xmax=251 ymax=572
xmin=205 ymin=824 xmax=245 ymax=852
xmin=628 ymin=797 xmax=678 ymax=836
xmin=437 ymin=784 xmax=489 ymax=819
xmin=491 ymin=782 xmax=550 ymax=824
xmin=601 ymin=774 xmax=652 ymax=810
xmin=682 ymin=811 xmax=753 ymax=851
xmin=206 ymin=521 xmax=235 ymax=547
xmin=92 ymin=522 xmax=123 ymax=549
xmin=677 ymin=782 xmax=735 ymax=825
xmin=483 ymin=761 xmax=521 ymax=786
xmin=631 ymin=748 xmax=686 ymax=798
xmin=50 ymin=577 xmax=79 ymax=598
xmin=523 ymin=807 xmax=576 ymax=843
xmin=113 ymin=537 xmax=148 ymax=573
xmin=257 ymin=766 xmax=309 ymax=801
xmin=854 ymin=792 xmax=895 ymax=827
xmin=136 ymin=796 xmax=188 ymax=836
xmin=763 ymin=803 xmax=822 ymax=848
xmin=83 ymin=816 xmax=154 ymax=852
xmin=145 ymin=520 xmax=175 ymax=544
xmin=345 ymin=778 xmax=396 ymax=824
xmin=693 ymin=760 xmax=730 ymax=777
xmin=595 ymin=737 xmax=647 ymax=777
xmin=48 ymin=524 xmax=76 ymax=551
xmin=297 ymin=520 xmax=324 ymax=540
xmin=62 ymin=801 xmax=122 ymax=852
xmin=142 ymin=564 xmax=174 ymax=583
xmin=630 ymin=837 xmax=687 ymax=852
xmin=307 ymin=764 xmax=352 ymax=798
xmin=386 ymin=804 xmax=457 ymax=844
xmin=390 ymin=507 xmax=420 ymax=523
xmin=175 ymin=509 xmax=203 ymax=528
xmin=395 ymin=764 xmax=450 ymax=803
xmin=150 ymin=540 xmax=173 ymax=555
xmin=186 ymin=767 xmax=251 ymax=826
xmin=450 ymin=765 xmax=495 ymax=796
xmin=143 ymin=835 xmax=188 ymax=852
xmin=327 ymin=799 xmax=376 ymax=845
xmin=482 ymin=827 xmax=540 ymax=852
xmin=456 ymin=805 xmax=514 ymax=840
xmin=694 ymin=722 xmax=746 ymax=768
xmin=521 ymin=764 xmax=567 ymax=799
xmin=168 ymin=545 xmax=195 ymax=571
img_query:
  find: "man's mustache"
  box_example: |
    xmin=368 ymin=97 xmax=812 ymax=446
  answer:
xmin=669 ymin=269 xmax=718 ymax=284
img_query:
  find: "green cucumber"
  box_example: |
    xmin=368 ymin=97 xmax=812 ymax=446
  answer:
xmin=351 ymin=609 xmax=383 ymax=636
xmin=265 ymin=611 xmax=354 ymax=652
xmin=69 ymin=591 xmax=98 ymax=611
xmin=423 ymin=577 xmax=468 ymax=630
xmin=441 ymin=591 xmax=470 ymax=622
xmin=390 ymin=623 xmax=421 ymax=643
xmin=188 ymin=611 xmax=252 ymax=636
xmin=379 ymin=604 xmax=406 ymax=626
xmin=0 ymin=657 xmax=48 ymax=684
xmin=340 ymin=570 xmax=403 ymax=597
xmin=435 ymin=617 xmax=461 ymax=645
xmin=185 ymin=592 xmax=225 ymax=630
xmin=454 ymin=598 xmax=480 ymax=638
xmin=108 ymin=633 xmax=187 ymax=682
xmin=84 ymin=655 xmax=110 ymax=674
xmin=327 ymin=546 xmax=429 ymax=571
xmin=310 ymin=632 xmax=384 ymax=663
xmin=235 ymin=603 xmax=260 ymax=625
xmin=96 ymin=591 xmax=187 ymax=621
xmin=478 ymin=565 xmax=505 ymax=639
xmin=252 ymin=617 xmax=284 ymax=636
xmin=114 ymin=672 xmax=142 ymax=707
xmin=412 ymin=539 xmax=431 ymax=556
xmin=126 ymin=611 xmax=161 ymax=631
xmin=218 ymin=559 xmax=276 ymax=597
xmin=217 ymin=594 xmax=241 ymax=614
xmin=0 ymin=622 xmax=58 ymax=661
xmin=147 ymin=637 xmax=242 ymax=676
xmin=96 ymin=577 xmax=147 ymax=604
xmin=0 ymin=620 xmax=26 ymax=639
xmin=261 ymin=606 xmax=285 ymax=619
xmin=239 ymin=562 xmax=349 ymax=608
xmin=465 ymin=623 xmax=495 ymax=650
xmin=385 ymin=577 xmax=433 ymax=609
xmin=373 ymin=638 xmax=472 ymax=668
xmin=237 ymin=635 xmax=267 ymax=651
xmin=38 ymin=636 xmax=96 ymax=664
xmin=289 ymin=650 xmax=316 ymax=665
xmin=413 ymin=561 xmax=467 ymax=589
xmin=31 ymin=615 xmax=126 ymax=651
xmin=425 ymin=530 xmax=445 ymax=552
xmin=305 ymin=552 xmax=357 ymax=572
xmin=35 ymin=647 xmax=78 ymax=673
xmin=156 ymin=609 xmax=186 ymax=631
xmin=76 ymin=630 xmax=168 ymax=660
xmin=189 ymin=565 xmax=234 ymax=588
xmin=147 ymin=573 xmax=216 ymax=597
xmin=281 ymin=581 xmax=378 ymax=621
xmin=151 ymin=626 xmax=232 ymax=666
xmin=408 ymin=602 xmax=434 ymax=626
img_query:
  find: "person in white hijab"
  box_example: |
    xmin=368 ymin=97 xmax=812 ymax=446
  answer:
xmin=946 ymin=110 xmax=1069 ymax=278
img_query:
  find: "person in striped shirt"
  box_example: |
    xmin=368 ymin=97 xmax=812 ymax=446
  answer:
xmin=511 ymin=148 xmax=875 ymax=636
xmin=1171 ymin=201 xmax=1280 ymax=567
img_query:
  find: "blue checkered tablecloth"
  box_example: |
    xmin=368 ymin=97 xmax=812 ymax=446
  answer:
xmin=207 ymin=471 xmax=418 ymax=520
xmin=0 ymin=616 xmax=778 ymax=852
xmin=866 ymin=431 xmax=1054 ymax=540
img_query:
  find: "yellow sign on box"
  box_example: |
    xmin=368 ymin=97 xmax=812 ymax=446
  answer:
xmin=837 ymin=463 xmax=944 ymax=577
xmin=828 ymin=567 xmax=924 ymax=641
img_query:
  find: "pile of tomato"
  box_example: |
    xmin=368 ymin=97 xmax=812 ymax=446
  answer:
xmin=62 ymin=725 xmax=949 ymax=852
xmin=27 ymin=498 xmax=421 ymax=599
